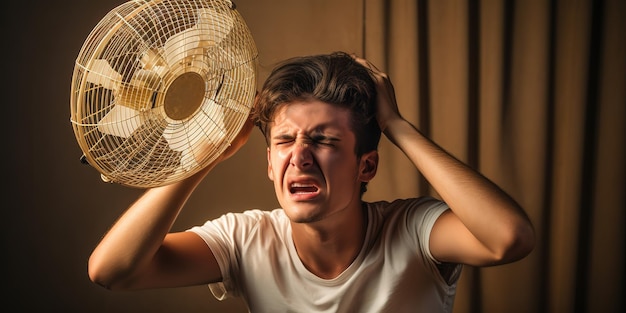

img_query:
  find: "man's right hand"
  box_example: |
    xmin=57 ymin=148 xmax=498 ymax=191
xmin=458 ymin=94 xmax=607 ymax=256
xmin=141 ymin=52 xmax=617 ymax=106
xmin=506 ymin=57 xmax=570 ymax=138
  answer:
xmin=219 ymin=113 xmax=255 ymax=163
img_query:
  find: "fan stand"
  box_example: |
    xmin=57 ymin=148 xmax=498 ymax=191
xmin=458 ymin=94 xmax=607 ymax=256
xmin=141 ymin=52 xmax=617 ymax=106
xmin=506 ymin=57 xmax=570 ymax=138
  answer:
xmin=163 ymin=72 xmax=207 ymax=120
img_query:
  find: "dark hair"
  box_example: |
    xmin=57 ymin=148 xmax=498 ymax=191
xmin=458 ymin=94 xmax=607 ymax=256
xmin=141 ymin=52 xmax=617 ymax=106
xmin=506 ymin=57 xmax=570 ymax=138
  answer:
xmin=252 ymin=51 xmax=381 ymax=157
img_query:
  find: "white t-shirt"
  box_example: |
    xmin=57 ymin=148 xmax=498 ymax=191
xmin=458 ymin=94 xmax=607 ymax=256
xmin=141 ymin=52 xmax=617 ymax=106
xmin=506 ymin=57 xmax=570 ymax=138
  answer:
xmin=188 ymin=196 xmax=462 ymax=313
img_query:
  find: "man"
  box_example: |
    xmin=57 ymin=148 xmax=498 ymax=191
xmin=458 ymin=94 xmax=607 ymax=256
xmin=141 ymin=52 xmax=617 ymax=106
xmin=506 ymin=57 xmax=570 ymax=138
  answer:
xmin=88 ymin=52 xmax=535 ymax=312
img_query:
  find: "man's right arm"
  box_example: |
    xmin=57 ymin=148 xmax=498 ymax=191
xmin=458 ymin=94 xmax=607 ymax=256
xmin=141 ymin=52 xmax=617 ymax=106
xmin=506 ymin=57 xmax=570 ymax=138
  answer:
xmin=87 ymin=166 xmax=221 ymax=290
xmin=88 ymin=117 xmax=255 ymax=290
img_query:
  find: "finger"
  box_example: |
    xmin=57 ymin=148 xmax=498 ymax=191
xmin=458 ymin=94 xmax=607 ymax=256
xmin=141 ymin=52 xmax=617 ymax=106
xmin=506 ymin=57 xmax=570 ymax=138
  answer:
xmin=353 ymin=57 xmax=383 ymax=76
xmin=352 ymin=55 xmax=368 ymax=67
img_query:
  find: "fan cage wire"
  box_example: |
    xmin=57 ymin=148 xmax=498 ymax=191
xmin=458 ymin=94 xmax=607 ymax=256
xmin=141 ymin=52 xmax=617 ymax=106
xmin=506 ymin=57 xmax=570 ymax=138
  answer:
xmin=70 ymin=0 xmax=258 ymax=188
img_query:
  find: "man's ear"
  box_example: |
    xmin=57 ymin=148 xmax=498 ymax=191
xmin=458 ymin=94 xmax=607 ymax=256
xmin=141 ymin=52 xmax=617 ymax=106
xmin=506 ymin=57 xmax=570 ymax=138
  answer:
xmin=358 ymin=150 xmax=378 ymax=182
xmin=267 ymin=147 xmax=274 ymax=181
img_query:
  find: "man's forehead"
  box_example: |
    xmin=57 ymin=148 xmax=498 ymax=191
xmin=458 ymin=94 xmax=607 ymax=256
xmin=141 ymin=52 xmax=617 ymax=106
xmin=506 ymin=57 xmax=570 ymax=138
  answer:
xmin=270 ymin=102 xmax=352 ymax=130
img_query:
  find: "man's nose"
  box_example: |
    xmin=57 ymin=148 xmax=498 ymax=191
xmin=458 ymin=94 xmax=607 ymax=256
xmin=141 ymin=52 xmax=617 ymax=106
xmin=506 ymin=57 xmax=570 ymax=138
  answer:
xmin=290 ymin=142 xmax=313 ymax=168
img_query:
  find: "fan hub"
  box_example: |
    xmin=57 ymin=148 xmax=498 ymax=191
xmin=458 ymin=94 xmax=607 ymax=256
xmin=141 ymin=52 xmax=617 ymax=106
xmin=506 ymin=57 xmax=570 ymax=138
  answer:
xmin=163 ymin=72 xmax=206 ymax=120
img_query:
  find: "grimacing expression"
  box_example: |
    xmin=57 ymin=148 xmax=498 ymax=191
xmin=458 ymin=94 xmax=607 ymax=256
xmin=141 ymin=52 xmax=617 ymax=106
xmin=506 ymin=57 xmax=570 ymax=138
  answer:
xmin=266 ymin=100 xmax=378 ymax=224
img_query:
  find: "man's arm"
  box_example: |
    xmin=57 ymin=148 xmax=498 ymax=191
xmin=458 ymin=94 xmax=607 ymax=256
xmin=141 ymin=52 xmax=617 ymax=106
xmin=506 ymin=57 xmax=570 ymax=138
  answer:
xmin=88 ymin=117 xmax=255 ymax=290
xmin=355 ymin=56 xmax=535 ymax=267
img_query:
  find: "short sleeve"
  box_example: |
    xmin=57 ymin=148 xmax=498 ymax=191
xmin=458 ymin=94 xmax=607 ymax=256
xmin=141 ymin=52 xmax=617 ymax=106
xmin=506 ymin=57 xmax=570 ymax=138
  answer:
xmin=187 ymin=212 xmax=254 ymax=299
xmin=416 ymin=199 xmax=450 ymax=264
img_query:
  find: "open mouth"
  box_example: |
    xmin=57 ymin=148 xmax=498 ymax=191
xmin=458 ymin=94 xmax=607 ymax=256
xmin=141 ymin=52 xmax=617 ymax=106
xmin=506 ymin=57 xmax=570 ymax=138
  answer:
xmin=289 ymin=183 xmax=319 ymax=194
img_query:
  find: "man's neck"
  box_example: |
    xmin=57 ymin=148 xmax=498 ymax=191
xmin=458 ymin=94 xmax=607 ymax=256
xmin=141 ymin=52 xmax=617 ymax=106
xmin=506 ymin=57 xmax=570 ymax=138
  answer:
xmin=290 ymin=202 xmax=368 ymax=279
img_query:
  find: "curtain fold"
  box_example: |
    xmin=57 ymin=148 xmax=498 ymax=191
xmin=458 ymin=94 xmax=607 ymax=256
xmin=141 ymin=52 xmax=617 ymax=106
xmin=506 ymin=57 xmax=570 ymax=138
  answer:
xmin=362 ymin=0 xmax=625 ymax=312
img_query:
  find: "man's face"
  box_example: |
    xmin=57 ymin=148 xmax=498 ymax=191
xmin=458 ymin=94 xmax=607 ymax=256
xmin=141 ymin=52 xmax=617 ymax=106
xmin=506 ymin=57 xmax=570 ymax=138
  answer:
xmin=267 ymin=100 xmax=376 ymax=224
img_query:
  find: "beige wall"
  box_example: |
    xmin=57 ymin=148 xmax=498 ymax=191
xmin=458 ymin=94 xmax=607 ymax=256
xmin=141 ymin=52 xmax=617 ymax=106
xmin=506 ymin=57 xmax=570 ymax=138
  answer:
xmin=3 ymin=0 xmax=363 ymax=311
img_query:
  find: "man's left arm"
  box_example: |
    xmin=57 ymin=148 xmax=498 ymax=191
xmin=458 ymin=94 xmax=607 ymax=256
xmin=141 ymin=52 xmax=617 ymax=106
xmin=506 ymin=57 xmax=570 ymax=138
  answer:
xmin=355 ymin=56 xmax=535 ymax=266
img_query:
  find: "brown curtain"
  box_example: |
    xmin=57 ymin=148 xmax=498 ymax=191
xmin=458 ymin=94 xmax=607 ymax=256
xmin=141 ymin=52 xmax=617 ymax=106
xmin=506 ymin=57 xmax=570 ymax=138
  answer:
xmin=362 ymin=0 xmax=625 ymax=312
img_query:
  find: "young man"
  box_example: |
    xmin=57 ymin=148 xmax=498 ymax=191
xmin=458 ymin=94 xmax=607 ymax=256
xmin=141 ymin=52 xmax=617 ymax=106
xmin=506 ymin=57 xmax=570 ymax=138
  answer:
xmin=88 ymin=52 xmax=535 ymax=312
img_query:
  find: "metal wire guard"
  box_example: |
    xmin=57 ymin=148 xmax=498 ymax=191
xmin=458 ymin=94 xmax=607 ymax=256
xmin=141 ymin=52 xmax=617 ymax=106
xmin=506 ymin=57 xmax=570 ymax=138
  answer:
xmin=70 ymin=0 xmax=258 ymax=188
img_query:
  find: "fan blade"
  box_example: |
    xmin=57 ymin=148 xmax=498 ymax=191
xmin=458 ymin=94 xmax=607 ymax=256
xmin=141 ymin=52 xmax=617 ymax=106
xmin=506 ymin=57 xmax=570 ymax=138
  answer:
xmin=96 ymin=68 xmax=161 ymax=137
xmin=163 ymin=8 xmax=234 ymax=68
xmin=86 ymin=59 xmax=122 ymax=90
xmin=97 ymin=105 xmax=144 ymax=138
xmin=223 ymin=98 xmax=250 ymax=114
xmin=115 ymin=69 xmax=161 ymax=110
xmin=139 ymin=48 xmax=168 ymax=77
xmin=195 ymin=7 xmax=235 ymax=45
xmin=163 ymin=98 xmax=226 ymax=170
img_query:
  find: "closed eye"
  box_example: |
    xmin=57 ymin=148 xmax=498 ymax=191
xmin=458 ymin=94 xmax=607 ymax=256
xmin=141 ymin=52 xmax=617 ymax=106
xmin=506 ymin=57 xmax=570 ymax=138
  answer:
xmin=271 ymin=134 xmax=339 ymax=147
xmin=311 ymin=135 xmax=339 ymax=146
xmin=275 ymin=140 xmax=294 ymax=146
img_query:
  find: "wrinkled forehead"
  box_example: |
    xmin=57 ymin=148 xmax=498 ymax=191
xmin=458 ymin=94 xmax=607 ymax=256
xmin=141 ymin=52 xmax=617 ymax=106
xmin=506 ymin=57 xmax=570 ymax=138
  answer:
xmin=270 ymin=101 xmax=354 ymax=131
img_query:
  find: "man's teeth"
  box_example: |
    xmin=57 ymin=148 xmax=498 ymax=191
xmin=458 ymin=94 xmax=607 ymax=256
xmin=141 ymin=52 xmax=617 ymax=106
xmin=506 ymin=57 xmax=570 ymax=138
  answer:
xmin=290 ymin=183 xmax=318 ymax=193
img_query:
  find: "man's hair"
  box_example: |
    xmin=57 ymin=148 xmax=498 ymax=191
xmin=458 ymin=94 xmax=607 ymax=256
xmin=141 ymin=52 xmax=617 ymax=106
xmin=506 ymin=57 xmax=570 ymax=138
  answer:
xmin=252 ymin=51 xmax=381 ymax=157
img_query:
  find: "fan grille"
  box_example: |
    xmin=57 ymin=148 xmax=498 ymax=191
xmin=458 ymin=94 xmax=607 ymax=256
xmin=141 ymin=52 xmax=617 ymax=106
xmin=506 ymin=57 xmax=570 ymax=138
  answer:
xmin=70 ymin=0 xmax=257 ymax=188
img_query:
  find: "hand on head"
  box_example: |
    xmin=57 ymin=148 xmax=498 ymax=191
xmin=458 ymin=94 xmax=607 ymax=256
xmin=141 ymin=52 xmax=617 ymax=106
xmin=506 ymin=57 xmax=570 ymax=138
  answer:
xmin=351 ymin=55 xmax=403 ymax=133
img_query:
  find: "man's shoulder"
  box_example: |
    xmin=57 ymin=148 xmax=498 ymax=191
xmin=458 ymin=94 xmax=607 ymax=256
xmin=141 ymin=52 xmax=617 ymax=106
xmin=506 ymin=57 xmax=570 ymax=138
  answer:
xmin=226 ymin=208 xmax=290 ymax=233
xmin=364 ymin=196 xmax=449 ymax=229
xmin=366 ymin=196 xmax=444 ymax=212
xmin=239 ymin=208 xmax=286 ymax=220
xmin=197 ymin=208 xmax=287 ymax=232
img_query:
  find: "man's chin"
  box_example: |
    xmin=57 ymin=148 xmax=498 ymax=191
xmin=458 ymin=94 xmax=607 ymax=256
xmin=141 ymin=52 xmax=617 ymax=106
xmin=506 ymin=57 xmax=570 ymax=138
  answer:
xmin=284 ymin=206 xmax=324 ymax=224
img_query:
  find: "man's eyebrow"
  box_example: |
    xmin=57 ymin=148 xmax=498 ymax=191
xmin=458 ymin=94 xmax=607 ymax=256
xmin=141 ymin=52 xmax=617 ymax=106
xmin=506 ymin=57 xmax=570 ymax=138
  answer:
xmin=271 ymin=133 xmax=295 ymax=140
xmin=270 ymin=132 xmax=341 ymax=142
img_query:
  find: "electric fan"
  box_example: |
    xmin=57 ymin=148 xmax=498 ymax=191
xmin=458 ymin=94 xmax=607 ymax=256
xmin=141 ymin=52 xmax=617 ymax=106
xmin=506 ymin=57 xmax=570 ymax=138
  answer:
xmin=70 ymin=0 xmax=258 ymax=188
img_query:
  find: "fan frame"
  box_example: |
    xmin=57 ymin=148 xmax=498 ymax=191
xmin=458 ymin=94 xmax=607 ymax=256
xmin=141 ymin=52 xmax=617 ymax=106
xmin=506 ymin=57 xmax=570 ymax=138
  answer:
xmin=70 ymin=0 xmax=258 ymax=188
